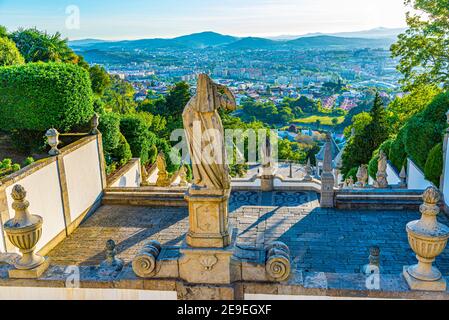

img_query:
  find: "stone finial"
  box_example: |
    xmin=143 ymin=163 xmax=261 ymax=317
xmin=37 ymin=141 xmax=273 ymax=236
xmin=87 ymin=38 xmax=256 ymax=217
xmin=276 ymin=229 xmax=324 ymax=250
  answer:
xmin=132 ymin=240 xmax=161 ymax=278
xmin=265 ymin=241 xmax=291 ymax=282
xmin=399 ymin=166 xmax=407 ymax=188
xmin=362 ymin=246 xmax=380 ymax=275
xmin=45 ymin=128 xmax=60 ymax=156
xmin=403 ymin=186 xmax=449 ymax=291
xmin=90 ymin=113 xmax=100 ymax=135
xmin=179 ymin=165 xmax=188 ymax=187
xmin=99 ymin=239 xmax=123 ymax=273
xmin=3 ymin=185 xmax=48 ymax=277
xmin=304 ymin=158 xmax=313 ymax=181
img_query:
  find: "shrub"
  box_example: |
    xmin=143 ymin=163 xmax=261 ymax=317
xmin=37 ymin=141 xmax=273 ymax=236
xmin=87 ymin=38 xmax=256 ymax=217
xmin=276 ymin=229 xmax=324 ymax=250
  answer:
xmin=98 ymin=112 xmax=121 ymax=152
xmin=0 ymin=37 xmax=24 ymax=66
xmin=345 ymin=167 xmax=358 ymax=181
xmin=11 ymin=163 xmax=20 ymax=172
xmin=0 ymin=63 xmax=94 ymax=132
xmin=148 ymin=144 xmax=158 ymax=165
xmin=0 ymin=158 xmax=12 ymax=170
xmin=403 ymin=92 xmax=449 ymax=170
xmin=120 ymin=114 xmax=157 ymax=165
xmin=110 ymin=132 xmax=132 ymax=166
xmin=157 ymin=139 xmax=180 ymax=173
xmin=424 ymin=143 xmax=443 ymax=187
xmin=22 ymin=157 xmax=35 ymax=167
xmin=389 ymin=129 xmax=407 ymax=170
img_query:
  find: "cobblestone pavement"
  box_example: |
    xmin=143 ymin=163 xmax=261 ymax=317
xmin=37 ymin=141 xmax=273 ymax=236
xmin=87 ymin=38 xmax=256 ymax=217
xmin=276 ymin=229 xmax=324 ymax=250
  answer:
xmin=48 ymin=191 xmax=449 ymax=275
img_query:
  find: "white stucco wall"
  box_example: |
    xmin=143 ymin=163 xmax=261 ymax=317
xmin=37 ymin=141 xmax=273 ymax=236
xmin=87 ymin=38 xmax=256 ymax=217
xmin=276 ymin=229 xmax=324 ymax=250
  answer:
xmin=4 ymin=161 xmax=65 ymax=252
xmin=386 ymin=163 xmax=401 ymax=185
xmin=147 ymin=167 xmax=159 ymax=185
xmin=0 ymin=287 xmax=177 ymax=300
xmin=110 ymin=160 xmax=141 ymax=187
xmin=64 ymin=139 xmax=103 ymax=223
xmin=407 ymin=158 xmax=433 ymax=190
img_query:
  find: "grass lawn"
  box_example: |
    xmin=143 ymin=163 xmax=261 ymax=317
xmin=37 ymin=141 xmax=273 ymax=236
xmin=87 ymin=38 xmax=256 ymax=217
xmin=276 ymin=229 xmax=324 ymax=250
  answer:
xmin=292 ymin=115 xmax=344 ymax=126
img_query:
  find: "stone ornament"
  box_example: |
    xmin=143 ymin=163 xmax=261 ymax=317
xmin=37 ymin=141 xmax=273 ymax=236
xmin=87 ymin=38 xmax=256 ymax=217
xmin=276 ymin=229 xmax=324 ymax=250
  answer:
xmin=199 ymin=254 xmax=218 ymax=271
xmin=178 ymin=165 xmax=189 ymax=187
xmin=99 ymin=239 xmax=123 ymax=273
xmin=355 ymin=164 xmax=368 ymax=188
xmin=45 ymin=128 xmax=60 ymax=156
xmin=304 ymin=158 xmax=313 ymax=181
xmin=404 ymin=187 xmax=449 ymax=291
xmin=375 ymin=150 xmax=388 ymax=189
xmin=3 ymin=185 xmax=49 ymax=278
xmin=362 ymin=246 xmax=380 ymax=275
xmin=90 ymin=113 xmax=100 ymax=135
xmin=320 ymin=132 xmax=335 ymax=208
xmin=265 ymin=241 xmax=291 ymax=282
xmin=132 ymin=240 xmax=161 ymax=278
xmin=399 ymin=166 xmax=407 ymax=188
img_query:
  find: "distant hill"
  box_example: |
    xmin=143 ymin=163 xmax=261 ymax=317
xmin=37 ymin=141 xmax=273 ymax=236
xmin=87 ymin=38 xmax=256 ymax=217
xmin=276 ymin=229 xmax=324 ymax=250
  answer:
xmin=287 ymin=35 xmax=393 ymax=49
xmin=225 ymin=37 xmax=281 ymax=49
xmin=269 ymin=27 xmax=406 ymax=41
xmin=70 ymin=29 xmax=398 ymax=51
xmin=173 ymin=31 xmax=237 ymax=48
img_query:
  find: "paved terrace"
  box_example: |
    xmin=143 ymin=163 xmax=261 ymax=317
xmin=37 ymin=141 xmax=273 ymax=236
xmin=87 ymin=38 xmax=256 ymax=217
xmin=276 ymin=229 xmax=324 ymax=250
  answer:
xmin=47 ymin=191 xmax=449 ymax=276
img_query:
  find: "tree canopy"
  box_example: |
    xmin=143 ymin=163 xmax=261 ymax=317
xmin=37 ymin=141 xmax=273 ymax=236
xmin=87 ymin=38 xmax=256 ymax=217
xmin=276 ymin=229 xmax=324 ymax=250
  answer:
xmin=391 ymin=0 xmax=449 ymax=90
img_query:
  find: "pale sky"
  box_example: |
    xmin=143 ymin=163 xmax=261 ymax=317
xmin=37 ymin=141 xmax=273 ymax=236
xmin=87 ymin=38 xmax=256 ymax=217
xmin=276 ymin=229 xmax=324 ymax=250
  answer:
xmin=0 ymin=0 xmax=409 ymax=40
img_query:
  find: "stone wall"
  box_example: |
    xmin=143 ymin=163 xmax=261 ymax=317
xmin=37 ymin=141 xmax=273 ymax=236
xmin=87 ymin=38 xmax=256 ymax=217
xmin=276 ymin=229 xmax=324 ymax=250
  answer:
xmin=407 ymin=158 xmax=433 ymax=190
xmin=0 ymin=135 xmax=106 ymax=254
xmin=108 ymin=158 xmax=142 ymax=188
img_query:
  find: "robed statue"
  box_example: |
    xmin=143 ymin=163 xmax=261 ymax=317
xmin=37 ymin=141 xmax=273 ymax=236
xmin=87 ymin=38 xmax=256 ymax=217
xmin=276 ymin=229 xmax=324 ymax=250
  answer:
xmin=182 ymin=74 xmax=236 ymax=192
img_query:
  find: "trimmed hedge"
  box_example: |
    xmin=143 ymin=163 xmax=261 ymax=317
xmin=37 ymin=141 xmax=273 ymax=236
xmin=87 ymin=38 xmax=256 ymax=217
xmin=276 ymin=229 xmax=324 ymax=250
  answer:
xmin=0 ymin=63 xmax=93 ymax=132
xmin=389 ymin=129 xmax=407 ymax=171
xmin=403 ymin=92 xmax=449 ymax=169
xmin=424 ymin=143 xmax=443 ymax=187
xmin=98 ymin=112 xmax=121 ymax=152
xmin=111 ymin=132 xmax=132 ymax=166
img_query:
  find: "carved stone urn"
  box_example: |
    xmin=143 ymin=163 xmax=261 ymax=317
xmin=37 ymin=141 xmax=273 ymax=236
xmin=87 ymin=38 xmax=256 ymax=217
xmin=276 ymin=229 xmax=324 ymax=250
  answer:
xmin=3 ymin=185 xmax=45 ymax=270
xmin=404 ymin=186 xmax=449 ymax=291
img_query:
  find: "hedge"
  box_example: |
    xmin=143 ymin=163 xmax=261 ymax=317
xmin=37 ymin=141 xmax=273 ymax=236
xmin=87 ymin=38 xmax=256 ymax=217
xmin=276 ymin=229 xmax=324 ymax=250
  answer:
xmin=120 ymin=114 xmax=157 ymax=165
xmin=98 ymin=112 xmax=121 ymax=152
xmin=424 ymin=143 xmax=443 ymax=187
xmin=0 ymin=62 xmax=93 ymax=132
xmin=389 ymin=129 xmax=407 ymax=171
xmin=111 ymin=132 xmax=132 ymax=166
xmin=405 ymin=92 xmax=449 ymax=169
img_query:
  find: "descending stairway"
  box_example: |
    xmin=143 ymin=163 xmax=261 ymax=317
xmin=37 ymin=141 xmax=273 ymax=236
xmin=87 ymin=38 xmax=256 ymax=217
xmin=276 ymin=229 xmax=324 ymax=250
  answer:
xmin=335 ymin=189 xmax=425 ymax=210
xmin=102 ymin=187 xmax=187 ymax=206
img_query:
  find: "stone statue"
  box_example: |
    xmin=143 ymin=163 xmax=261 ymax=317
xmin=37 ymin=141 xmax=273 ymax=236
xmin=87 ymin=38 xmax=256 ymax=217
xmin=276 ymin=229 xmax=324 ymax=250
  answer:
xmin=355 ymin=164 xmax=368 ymax=187
xmin=156 ymin=153 xmax=170 ymax=187
xmin=182 ymin=74 xmax=236 ymax=193
xmin=261 ymin=136 xmax=272 ymax=168
xmin=375 ymin=150 xmax=388 ymax=189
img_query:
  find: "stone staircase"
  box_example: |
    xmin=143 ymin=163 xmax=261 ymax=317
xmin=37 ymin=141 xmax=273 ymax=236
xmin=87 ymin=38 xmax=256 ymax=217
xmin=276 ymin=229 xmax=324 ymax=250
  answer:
xmin=102 ymin=187 xmax=187 ymax=206
xmin=335 ymin=189 xmax=424 ymax=210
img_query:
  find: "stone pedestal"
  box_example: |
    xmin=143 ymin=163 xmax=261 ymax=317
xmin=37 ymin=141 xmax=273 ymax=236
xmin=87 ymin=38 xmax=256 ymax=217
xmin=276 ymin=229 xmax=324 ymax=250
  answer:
xmin=178 ymin=235 xmax=240 ymax=285
xmin=260 ymin=175 xmax=274 ymax=192
xmin=185 ymin=188 xmax=231 ymax=248
xmin=8 ymin=257 xmax=50 ymax=279
xmin=320 ymin=172 xmax=335 ymax=208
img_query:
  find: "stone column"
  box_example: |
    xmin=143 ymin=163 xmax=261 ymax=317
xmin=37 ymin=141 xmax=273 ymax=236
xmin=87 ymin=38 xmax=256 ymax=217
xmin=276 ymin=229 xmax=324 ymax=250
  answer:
xmin=320 ymin=133 xmax=335 ymax=208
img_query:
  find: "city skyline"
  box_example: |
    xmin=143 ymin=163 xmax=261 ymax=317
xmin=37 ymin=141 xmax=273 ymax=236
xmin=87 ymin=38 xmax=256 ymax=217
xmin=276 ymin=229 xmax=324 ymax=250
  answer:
xmin=0 ymin=0 xmax=409 ymax=40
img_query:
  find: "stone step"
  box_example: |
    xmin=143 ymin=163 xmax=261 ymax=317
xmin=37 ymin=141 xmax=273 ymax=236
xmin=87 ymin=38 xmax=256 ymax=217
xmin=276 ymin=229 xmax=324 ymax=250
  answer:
xmin=102 ymin=189 xmax=187 ymax=206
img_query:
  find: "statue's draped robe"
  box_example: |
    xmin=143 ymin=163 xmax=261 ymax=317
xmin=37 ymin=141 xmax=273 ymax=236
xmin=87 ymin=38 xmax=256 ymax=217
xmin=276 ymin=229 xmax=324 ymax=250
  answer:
xmin=182 ymin=75 xmax=231 ymax=190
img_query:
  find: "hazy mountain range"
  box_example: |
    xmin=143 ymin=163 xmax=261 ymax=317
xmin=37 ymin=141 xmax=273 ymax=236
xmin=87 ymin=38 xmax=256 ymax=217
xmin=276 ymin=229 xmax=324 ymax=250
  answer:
xmin=69 ymin=27 xmax=405 ymax=51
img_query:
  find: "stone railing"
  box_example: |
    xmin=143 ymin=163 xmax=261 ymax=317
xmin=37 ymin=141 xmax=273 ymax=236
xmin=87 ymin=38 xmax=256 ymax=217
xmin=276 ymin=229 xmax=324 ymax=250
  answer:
xmin=0 ymin=130 xmax=106 ymax=255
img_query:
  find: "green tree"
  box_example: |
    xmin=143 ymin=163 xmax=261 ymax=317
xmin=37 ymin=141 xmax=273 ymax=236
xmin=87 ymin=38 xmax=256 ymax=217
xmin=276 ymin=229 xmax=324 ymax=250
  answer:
xmin=11 ymin=28 xmax=77 ymax=63
xmin=89 ymin=65 xmax=111 ymax=96
xmin=341 ymin=92 xmax=390 ymax=175
xmin=0 ymin=25 xmax=8 ymax=38
xmin=391 ymin=0 xmax=449 ymax=90
xmin=103 ymin=75 xmax=136 ymax=114
xmin=162 ymin=81 xmax=191 ymax=117
xmin=0 ymin=37 xmax=24 ymax=66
